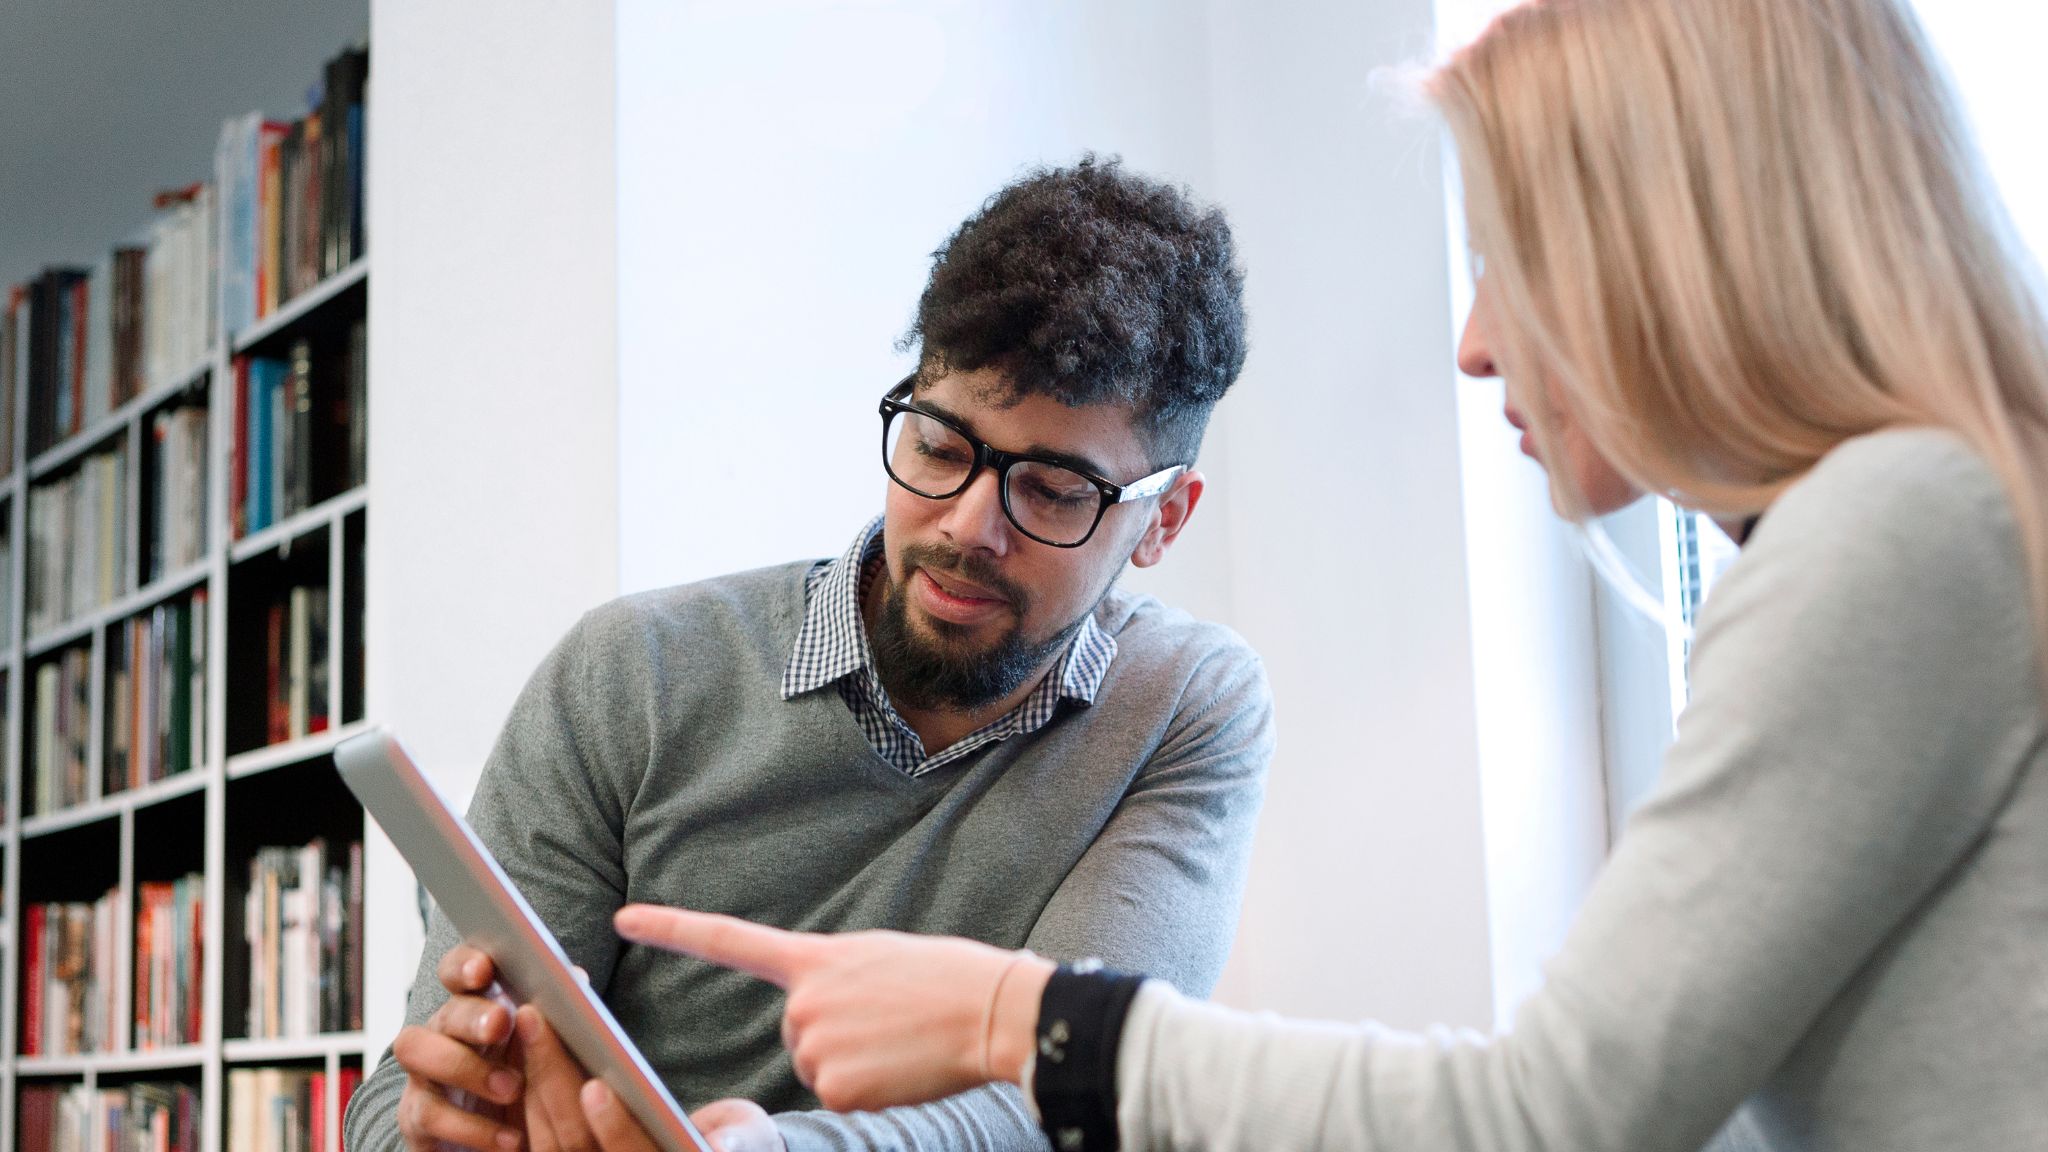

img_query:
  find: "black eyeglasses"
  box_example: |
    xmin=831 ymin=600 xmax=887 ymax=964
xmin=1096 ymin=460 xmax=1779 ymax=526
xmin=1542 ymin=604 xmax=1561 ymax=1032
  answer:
xmin=879 ymin=377 xmax=1186 ymax=548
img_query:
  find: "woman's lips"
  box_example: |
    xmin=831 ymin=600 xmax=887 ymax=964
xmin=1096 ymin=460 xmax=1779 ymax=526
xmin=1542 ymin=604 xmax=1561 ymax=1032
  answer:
xmin=1504 ymin=408 xmax=1538 ymax=459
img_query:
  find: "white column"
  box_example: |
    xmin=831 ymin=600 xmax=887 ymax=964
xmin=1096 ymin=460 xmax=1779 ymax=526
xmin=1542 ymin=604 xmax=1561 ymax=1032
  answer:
xmin=1193 ymin=0 xmax=1494 ymax=1028
xmin=363 ymin=0 xmax=620 ymax=1054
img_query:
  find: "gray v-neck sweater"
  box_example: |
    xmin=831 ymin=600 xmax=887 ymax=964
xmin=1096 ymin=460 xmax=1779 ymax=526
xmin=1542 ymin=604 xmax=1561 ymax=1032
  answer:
xmin=346 ymin=561 xmax=1273 ymax=1152
xmin=1114 ymin=429 xmax=2046 ymax=1151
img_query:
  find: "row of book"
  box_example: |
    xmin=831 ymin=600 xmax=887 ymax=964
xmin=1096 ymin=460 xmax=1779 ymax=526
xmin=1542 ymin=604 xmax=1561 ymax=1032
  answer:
xmin=218 ymin=47 xmax=369 ymax=336
xmin=18 ymin=1081 xmax=200 ymax=1152
xmin=227 ymin=1066 xmax=362 ymax=1152
xmin=234 ymin=321 xmax=365 ymax=540
xmin=27 ymin=445 xmax=130 ymax=638
xmin=266 ymin=584 xmax=334 ymax=746
xmin=20 ymin=891 xmax=120 ymax=1057
xmin=0 ymin=42 xmax=367 ymax=486
xmin=135 ymin=873 xmax=204 ymax=1050
xmin=106 ymin=589 xmax=210 ymax=795
xmin=148 ymin=403 xmax=209 ymax=582
xmin=243 ymin=838 xmax=363 ymax=1040
xmin=3 ymin=189 xmax=217 ymax=467
xmin=31 ymin=646 xmax=93 ymax=815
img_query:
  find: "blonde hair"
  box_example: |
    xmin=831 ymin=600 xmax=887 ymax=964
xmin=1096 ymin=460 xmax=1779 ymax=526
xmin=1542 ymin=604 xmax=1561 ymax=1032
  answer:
xmin=1429 ymin=0 xmax=2048 ymax=700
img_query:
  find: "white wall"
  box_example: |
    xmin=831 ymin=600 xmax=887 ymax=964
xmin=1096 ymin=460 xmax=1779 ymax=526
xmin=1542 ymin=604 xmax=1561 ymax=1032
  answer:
xmin=616 ymin=1 xmax=1223 ymax=593
xmin=613 ymin=0 xmax=1600 ymax=1031
xmin=364 ymin=0 xmax=621 ymax=1055
xmin=1191 ymin=0 xmax=1496 ymax=1026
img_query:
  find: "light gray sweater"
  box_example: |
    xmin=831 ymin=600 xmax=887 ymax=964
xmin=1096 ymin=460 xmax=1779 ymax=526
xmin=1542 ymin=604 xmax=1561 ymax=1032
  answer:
xmin=1115 ymin=429 xmax=2047 ymax=1151
xmin=344 ymin=561 xmax=1273 ymax=1152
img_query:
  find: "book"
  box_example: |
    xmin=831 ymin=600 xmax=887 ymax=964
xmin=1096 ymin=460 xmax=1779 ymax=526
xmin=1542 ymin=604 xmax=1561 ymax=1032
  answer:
xmin=144 ymin=183 xmax=216 ymax=391
xmin=27 ymin=444 xmax=130 ymax=636
xmin=338 ymin=1065 xmax=364 ymax=1149
xmin=290 ymin=586 xmax=309 ymax=739
xmin=22 ymin=890 xmax=120 ymax=1055
xmin=245 ymin=355 xmax=286 ymax=535
xmin=244 ymin=837 xmax=364 ymax=1039
xmin=32 ymin=645 xmax=92 ymax=812
xmin=135 ymin=873 xmax=204 ymax=1049
xmin=218 ymin=114 xmax=289 ymax=337
xmin=148 ymin=403 xmax=209 ymax=580
xmin=113 ymin=245 xmax=148 ymax=405
xmin=348 ymin=317 xmax=367 ymax=486
xmin=22 ymin=903 xmax=44 ymax=1055
xmin=26 ymin=269 xmax=86 ymax=457
xmin=234 ymin=356 xmax=251 ymax=536
xmin=83 ymin=254 xmax=112 ymax=427
xmin=229 ymin=1067 xmax=321 ymax=1152
xmin=288 ymin=338 xmax=313 ymax=517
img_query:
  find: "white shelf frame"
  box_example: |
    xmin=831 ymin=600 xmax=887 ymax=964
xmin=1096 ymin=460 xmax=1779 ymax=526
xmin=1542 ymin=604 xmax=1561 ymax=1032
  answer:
xmin=2 ymin=247 xmax=372 ymax=1152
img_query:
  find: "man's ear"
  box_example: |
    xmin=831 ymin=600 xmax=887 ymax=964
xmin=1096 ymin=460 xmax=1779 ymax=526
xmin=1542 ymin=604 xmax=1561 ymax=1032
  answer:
xmin=1129 ymin=471 xmax=1204 ymax=569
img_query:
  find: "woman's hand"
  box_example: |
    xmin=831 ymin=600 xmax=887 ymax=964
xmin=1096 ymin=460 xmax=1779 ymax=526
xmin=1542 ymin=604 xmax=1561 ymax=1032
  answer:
xmin=613 ymin=905 xmax=1054 ymax=1112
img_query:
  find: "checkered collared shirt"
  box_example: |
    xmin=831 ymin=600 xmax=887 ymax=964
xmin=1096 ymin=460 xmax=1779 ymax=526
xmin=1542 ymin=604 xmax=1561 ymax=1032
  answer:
xmin=780 ymin=517 xmax=1118 ymax=777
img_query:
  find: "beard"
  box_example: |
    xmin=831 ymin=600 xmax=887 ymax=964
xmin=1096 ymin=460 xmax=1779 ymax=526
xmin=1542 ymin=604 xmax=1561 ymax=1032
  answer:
xmin=869 ymin=540 xmax=1090 ymax=712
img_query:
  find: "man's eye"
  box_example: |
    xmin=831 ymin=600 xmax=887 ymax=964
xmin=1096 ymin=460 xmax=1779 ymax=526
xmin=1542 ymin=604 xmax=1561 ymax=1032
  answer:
xmin=1023 ymin=481 xmax=1093 ymax=507
xmin=916 ymin=438 xmax=970 ymax=464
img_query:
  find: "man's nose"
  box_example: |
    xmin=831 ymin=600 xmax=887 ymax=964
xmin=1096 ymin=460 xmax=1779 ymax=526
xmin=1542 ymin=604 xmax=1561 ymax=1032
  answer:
xmin=937 ymin=467 xmax=1014 ymax=555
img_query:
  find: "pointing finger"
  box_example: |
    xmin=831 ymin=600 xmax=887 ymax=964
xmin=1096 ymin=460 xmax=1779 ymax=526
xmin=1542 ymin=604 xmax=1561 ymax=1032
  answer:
xmin=613 ymin=906 xmax=813 ymax=988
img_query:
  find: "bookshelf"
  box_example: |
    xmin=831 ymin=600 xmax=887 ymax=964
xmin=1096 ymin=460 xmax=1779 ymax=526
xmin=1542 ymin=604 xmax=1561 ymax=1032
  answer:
xmin=0 ymin=46 xmax=370 ymax=1152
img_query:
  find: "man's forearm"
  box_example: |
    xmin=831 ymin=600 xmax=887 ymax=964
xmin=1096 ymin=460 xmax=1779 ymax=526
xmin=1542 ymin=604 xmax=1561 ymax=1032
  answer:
xmin=774 ymin=1084 xmax=1049 ymax=1152
xmin=343 ymin=1049 xmax=410 ymax=1152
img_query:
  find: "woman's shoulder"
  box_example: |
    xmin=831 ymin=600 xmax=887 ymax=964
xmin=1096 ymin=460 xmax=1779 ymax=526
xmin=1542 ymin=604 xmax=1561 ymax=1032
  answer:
xmin=1751 ymin=426 xmax=2016 ymax=574
xmin=1699 ymin=426 xmax=2034 ymax=707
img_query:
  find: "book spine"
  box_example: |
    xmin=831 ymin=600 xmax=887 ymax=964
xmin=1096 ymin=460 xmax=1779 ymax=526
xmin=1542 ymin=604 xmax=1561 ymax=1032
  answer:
xmin=192 ymin=589 xmax=208 ymax=772
xmin=346 ymin=840 xmax=363 ymax=1031
xmin=266 ymin=601 xmax=286 ymax=746
xmin=68 ymin=276 xmax=85 ymax=436
xmin=289 ymin=339 xmax=312 ymax=517
xmin=22 ymin=903 xmax=44 ymax=1056
xmin=233 ymin=358 xmax=249 ymax=537
xmin=288 ymin=586 xmax=309 ymax=740
xmin=168 ymin=596 xmax=190 ymax=777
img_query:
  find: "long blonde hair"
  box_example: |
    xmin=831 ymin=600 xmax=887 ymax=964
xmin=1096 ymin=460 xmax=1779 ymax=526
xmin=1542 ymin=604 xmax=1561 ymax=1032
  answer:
xmin=1430 ymin=0 xmax=2048 ymax=700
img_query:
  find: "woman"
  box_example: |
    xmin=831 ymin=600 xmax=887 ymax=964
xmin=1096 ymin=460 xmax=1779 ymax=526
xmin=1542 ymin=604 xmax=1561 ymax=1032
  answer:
xmin=604 ymin=0 xmax=2048 ymax=1148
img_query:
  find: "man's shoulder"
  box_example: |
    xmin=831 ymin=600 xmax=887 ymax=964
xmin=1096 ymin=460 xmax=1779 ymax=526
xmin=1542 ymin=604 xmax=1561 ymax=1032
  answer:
xmin=1093 ymin=587 xmax=1266 ymax=694
xmin=575 ymin=559 xmax=819 ymax=651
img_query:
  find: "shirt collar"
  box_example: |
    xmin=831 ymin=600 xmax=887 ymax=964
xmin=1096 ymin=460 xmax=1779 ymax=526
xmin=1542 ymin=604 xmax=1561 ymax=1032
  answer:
xmin=781 ymin=516 xmax=1118 ymax=708
xmin=781 ymin=517 xmax=886 ymax=700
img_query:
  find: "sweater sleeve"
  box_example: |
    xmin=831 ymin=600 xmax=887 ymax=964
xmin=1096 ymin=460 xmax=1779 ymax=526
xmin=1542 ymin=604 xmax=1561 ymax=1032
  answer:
xmin=1113 ymin=431 xmax=2043 ymax=1152
xmin=345 ymin=605 xmax=652 ymax=1152
xmin=773 ymin=635 xmax=1275 ymax=1152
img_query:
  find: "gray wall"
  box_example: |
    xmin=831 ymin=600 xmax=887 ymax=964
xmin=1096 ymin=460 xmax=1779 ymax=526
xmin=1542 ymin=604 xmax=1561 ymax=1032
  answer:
xmin=0 ymin=1 xmax=368 ymax=288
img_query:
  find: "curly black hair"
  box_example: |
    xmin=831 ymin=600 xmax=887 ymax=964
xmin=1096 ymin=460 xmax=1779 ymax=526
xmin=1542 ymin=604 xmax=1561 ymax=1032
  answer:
xmin=902 ymin=155 xmax=1247 ymax=467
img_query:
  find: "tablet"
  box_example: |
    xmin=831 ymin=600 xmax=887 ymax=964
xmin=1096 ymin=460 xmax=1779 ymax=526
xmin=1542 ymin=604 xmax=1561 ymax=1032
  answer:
xmin=334 ymin=728 xmax=712 ymax=1152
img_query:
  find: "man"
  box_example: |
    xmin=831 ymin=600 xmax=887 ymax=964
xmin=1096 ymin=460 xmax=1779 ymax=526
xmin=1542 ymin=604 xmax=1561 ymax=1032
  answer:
xmin=346 ymin=156 xmax=1272 ymax=1152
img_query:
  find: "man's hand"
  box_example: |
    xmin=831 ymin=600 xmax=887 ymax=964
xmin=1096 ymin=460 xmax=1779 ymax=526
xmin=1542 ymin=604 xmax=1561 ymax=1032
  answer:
xmin=515 ymin=1010 xmax=783 ymax=1152
xmin=392 ymin=945 xmax=527 ymax=1152
xmin=687 ymin=1100 xmax=785 ymax=1152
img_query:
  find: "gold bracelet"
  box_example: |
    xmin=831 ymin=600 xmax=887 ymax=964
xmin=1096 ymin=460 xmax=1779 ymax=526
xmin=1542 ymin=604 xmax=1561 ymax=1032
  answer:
xmin=981 ymin=949 xmax=1038 ymax=1082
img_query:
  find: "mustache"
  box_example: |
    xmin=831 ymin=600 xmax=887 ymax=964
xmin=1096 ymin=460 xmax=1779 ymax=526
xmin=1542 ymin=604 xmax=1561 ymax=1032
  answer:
xmin=897 ymin=541 xmax=1028 ymax=610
